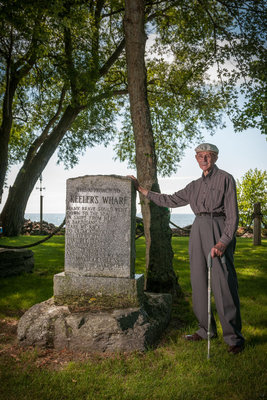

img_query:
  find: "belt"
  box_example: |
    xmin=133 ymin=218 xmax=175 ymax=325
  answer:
xmin=196 ymin=212 xmax=225 ymax=217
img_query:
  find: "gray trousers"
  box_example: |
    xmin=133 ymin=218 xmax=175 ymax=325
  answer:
xmin=189 ymin=215 xmax=244 ymax=346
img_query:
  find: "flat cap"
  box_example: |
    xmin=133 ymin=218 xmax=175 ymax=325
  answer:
xmin=195 ymin=143 xmax=219 ymax=154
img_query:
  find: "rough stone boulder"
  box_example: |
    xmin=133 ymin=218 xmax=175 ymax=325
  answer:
xmin=0 ymin=249 xmax=34 ymax=278
xmin=17 ymin=292 xmax=172 ymax=352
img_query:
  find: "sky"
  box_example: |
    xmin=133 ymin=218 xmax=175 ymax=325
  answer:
xmin=1 ymin=120 xmax=266 ymax=215
xmin=1 ymin=26 xmax=266 ymax=217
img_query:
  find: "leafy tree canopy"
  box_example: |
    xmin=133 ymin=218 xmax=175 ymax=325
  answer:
xmin=236 ymin=168 xmax=267 ymax=227
xmin=1 ymin=0 xmax=266 ymax=178
xmin=0 ymin=0 xmax=126 ymax=172
xmin=116 ymin=0 xmax=266 ymax=175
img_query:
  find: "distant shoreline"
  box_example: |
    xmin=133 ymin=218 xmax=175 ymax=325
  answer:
xmin=24 ymin=212 xmax=195 ymax=228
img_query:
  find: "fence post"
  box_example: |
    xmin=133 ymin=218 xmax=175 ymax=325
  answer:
xmin=253 ymin=202 xmax=262 ymax=246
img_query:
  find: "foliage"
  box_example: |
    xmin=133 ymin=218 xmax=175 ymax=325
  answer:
xmin=237 ymin=168 xmax=267 ymax=227
xmin=1 ymin=0 xmax=265 ymax=180
xmin=115 ymin=66 xmax=226 ymax=175
xmin=57 ymin=99 xmax=117 ymax=169
xmin=115 ymin=0 xmax=266 ymax=176
xmin=0 ymin=236 xmax=266 ymax=399
xmin=0 ymin=0 xmax=127 ymax=173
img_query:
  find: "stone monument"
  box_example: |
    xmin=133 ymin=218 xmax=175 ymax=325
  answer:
xmin=18 ymin=175 xmax=172 ymax=352
xmin=54 ymin=175 xmax=144 ymax=308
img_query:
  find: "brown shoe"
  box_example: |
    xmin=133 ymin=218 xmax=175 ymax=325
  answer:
xmin=228 ymin=344 xmax=244 ymax=355
xmin=184 ymin=333 xmax=203 ymax=341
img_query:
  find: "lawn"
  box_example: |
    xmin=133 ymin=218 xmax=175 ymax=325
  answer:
xmin=0 ymin=235 xmax=266 ymax=400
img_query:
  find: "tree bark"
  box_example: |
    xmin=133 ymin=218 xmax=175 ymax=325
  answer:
xmin=0 ymin=23 xmax=39 ymax=199
xmin=0 ymin=67 xmax=19 ymax=200
xmin=1 ymin=105 xmax=80 ymax=236
xmin=253 ymin=202 xmax=262 ymax=246
xmin=124 ymin=0 xmax=180 ymax=296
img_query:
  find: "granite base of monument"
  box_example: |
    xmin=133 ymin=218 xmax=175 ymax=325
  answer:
xmin=53 ymin=273 xmax=145 ymax=309
xmin=17 ymin=292 xmax=172 ymax=352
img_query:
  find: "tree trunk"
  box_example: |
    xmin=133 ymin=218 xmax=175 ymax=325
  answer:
xmin=124 ymin=0 xmax=180 ymax=296
xmin=1 ymin=105 xmax=80 ymax=236
xmin=253 ymin=202 xmax=262 ymax=246
xmin=0 ymin=71 xmax=19 ymax=200
xmin=0 ymin=117 xmax=11 ymax=202
xmin=0 ymin=29 xmax=38 ymax=199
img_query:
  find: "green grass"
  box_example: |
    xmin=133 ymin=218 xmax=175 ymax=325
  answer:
xmin=0 ymin=236 xmax=266 ymax=400
xmin=0 ymin=236 xmax=65 ymax=317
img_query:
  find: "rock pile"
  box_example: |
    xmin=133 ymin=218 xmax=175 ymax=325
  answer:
xmin=21 ymin=219 xmax=64 ymax=236
xmin=171 ymin=225 xmax=191 ymax=237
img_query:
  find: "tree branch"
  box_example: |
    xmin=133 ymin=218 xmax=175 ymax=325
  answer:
xmin=3 ymin=29 xmax=13 ymax=120
xmin=91 ymin=88 xmax=128 ymax=103
xmin=99 ymin=1 xmax=184 ymax=79
xmin=24 ymin=86 xmax=67 ymax=166
xmin=197 ymin=0 xmax=218 ymax=56
xmin=13 ymin=15 xmax=44 ymax=80
xmin=99 ymin=38 xmax=126 ymax=77
xmin=146 ymin=0 xmax=183 ymax=22
xmin=216 ymin=0 xmax=265 ymax=14
xmin=16 ymin=89 xmax=28 ymax=123
xmin=101 ymin=7 xmax=125 ymax=18
xmin=91 ymin=0 xmax=105 ymax=70
xmin=64 ymin=27 xmax=78 ymax=100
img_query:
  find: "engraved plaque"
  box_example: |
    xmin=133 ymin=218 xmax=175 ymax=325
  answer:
xmin=64 ymin=175 xmax=136 ymax=278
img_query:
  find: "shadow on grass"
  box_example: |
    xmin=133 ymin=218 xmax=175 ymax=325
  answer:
xmin=0 ymin=273 xmax=54 ymax=318
xmin=246 ymin=333 xmax=267 ymax=346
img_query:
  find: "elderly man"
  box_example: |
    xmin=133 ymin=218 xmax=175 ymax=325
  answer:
xmin=129 ymin=143 xmax=245 ymax=354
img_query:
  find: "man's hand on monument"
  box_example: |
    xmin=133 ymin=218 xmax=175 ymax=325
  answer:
xmin=211 ymin=241 xmax=226 ymax=258
xmin=127 ymin=175 xmax=140 ymax=190
xmin=127 ymin=176 xmax=148 ymax=197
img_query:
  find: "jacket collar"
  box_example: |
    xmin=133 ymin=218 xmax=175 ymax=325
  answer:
xmin=202 ymin=164 xmax=218 ymax=179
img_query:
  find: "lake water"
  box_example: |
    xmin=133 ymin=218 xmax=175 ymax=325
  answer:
xmin=25 ymin=212 xmax=195 ymax=228
xmin=169 ymin=213 xmax=195 ymax=228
